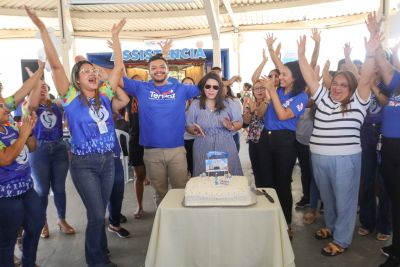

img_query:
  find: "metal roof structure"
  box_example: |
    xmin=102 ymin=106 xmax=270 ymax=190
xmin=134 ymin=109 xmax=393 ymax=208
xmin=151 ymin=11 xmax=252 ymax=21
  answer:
xmin=0 ymin=0 xmax=384 ymax=40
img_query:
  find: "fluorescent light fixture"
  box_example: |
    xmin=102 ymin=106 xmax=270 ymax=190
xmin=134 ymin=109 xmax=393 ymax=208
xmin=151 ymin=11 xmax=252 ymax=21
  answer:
xmin=69 ymin=0 xmax=193 ymax=4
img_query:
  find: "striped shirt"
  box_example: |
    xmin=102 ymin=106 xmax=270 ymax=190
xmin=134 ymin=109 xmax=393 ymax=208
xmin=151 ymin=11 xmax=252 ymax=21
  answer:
xmin=310 ymin=85 xmax=370 ymax=156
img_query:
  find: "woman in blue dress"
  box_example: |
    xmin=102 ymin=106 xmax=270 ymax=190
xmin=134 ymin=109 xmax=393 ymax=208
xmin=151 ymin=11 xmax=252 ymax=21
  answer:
xmin=186 ymin=72 xmax=243 ymax=176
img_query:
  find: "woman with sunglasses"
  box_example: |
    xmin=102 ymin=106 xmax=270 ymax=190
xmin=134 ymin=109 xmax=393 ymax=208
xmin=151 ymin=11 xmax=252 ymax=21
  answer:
xmin=0 ymin=63 xmax=46 ymax=267
xmin=186 ymin=72 xmax=243 ymax=176
xmin=22 ymin=72 xmax=75 ymax=239
xmin=26 ymin=7 xmax=129 ymax=267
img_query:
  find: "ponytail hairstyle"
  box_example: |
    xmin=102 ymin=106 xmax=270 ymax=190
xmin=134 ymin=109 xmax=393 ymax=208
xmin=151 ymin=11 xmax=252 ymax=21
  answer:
xmin=70 ymin=60 xmax=101 ymax=111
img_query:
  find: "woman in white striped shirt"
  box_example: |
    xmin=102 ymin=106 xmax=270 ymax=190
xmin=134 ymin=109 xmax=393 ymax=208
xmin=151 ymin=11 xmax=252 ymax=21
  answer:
xmin=297 ymin=32 xmax=380 ymax=256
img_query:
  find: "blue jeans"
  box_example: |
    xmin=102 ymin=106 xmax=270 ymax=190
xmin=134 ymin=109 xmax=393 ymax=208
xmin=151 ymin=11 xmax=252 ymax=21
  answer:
xmin=70 ymin=152 xmax=115 ymax=267
xmin=29 ymin=139 xmax=69 ymax=219
xmin=359 ymin=123 xmax=391 ymax=234
xmin=311 ymin=152 xmax=361 ymax=248
xmin=0 ymin=188 xmax=45 ymax=267
xmin=108 ymin=158 xmax=125 ymax=227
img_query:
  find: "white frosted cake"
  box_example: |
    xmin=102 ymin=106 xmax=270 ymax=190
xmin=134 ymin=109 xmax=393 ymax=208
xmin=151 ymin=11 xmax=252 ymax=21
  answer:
xmin=184 ymin=176 xmax=256 ymax=206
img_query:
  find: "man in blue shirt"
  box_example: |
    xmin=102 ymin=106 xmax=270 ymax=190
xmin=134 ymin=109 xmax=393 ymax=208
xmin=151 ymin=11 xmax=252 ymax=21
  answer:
xmin=122 ymin=54 xmax=199 ymax=205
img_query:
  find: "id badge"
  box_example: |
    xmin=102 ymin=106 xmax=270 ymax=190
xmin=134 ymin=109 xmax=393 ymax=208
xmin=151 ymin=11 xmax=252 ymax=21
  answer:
xmin=97 ymin=121 xmax=108 ymax=134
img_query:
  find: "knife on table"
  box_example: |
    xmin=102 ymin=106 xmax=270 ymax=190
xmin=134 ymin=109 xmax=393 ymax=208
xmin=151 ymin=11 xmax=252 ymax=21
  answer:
xmin=261 ymin=189 xmax=275 ymax=203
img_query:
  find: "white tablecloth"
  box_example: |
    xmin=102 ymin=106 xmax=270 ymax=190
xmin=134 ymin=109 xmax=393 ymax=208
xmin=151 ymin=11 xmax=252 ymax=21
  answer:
xmin=145 ymin=188 xmax=295 ymax=267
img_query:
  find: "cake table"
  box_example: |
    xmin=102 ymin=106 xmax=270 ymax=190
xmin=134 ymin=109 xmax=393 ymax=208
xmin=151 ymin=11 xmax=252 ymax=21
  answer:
xmin=145 ymin=188 xmax=295 ymax=267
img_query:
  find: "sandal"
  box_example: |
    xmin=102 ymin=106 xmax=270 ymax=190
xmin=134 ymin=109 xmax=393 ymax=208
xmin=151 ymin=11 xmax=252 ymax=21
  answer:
xmin=57 ymin=220 xmax=75 ymax=235
xmin=315 ymin=228 xmax=333 ymax=240
xmin=321 ymin=242 xmax=347 ymax=256
xmin=303 ymin=212 xmax=316 ymax=225
xmin=376 ymin=233 xmax=390 ymax=241
xmin=134 ymin=209 xmax=144 ymax=219
xmin=40 ymin=223 xmax=49 ymax=238
xmin=357 ymin=227 xmax=370 ymax=236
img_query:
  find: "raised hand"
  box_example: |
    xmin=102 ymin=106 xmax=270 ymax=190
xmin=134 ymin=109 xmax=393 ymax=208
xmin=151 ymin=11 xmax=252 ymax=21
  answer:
xmin=18 ymin=112 xmax=37 ymax=139
xmin=311 ymin=28 xmax=321 ymax=43
xmin=365 ymin=32 xmax=383 ymax=56
xmin=297 ymin=35 xmax=306 ymax=56
xmin=111 ymin=18 xmax=126 ymax=38
xmin=322 ymin=60 xmax=330 ymax=73
xmin=365 ymin=11 xmax=382 ymax=35
xmin=264 ymin=33 xmax=277 ymax=50
xmin=343 ymin=42 xmax=352 ymax=58
xmin=159 ymin=39 xmax=174 ymax=56
xmin=25 ymin=6 xmax=45 ymax=29
xmin=260 ymin=76 xmax=276 ymax=94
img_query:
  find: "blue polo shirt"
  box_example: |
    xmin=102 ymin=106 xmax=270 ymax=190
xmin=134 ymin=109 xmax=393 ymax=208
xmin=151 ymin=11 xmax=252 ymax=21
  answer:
xmin=382 ymin=70 xmax=400 ymax=138
xmin=265 ymin=88 xmax=308 ymax=131
xmin=123 ymin=77 xmax=199 ymax=148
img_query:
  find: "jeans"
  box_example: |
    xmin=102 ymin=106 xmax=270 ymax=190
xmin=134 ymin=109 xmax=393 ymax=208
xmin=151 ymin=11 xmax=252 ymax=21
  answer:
xmin=0 ymin=188 xmax=45 ymax=267
xmin=258 ymin=129 xmax=297 ymax=224
xmin=295 ymin=141 xmax=312 ymax=202
xmin=359 ymin=123 xmax=391 ymax=234
xmin=381 ymin=137 xmax=400 ymax=258
xmin=311 ymin=152 xmax=361 ymax=248
xmin=29 ymin=139 xmax=69 ymax=219
xmin=70 ymin=151 xmax=115 ymax=267
xmin=108 ymin=158 xmax=125 ymax=227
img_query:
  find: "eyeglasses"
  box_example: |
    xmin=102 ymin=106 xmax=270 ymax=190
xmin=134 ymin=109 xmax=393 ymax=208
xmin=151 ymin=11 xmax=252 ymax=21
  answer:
xmin=79 ymin=68 xmax=100 ymax=75
xmin=204 ymin=84 xmax=219 ymax=90
xmin=253 ymin=86 xmax=266 ymax=91
xmin=331 ymin=82 xmax=349 ymax=88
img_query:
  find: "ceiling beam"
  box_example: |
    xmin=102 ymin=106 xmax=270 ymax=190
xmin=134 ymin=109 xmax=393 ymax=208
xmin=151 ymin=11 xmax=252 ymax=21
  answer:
xmin=222 ymin=0 xmax=239 ymax=29
xmin=0 ymin=13 xmax=367 ymax=40
xmin=204 ymin=0 xmax=220 ymax=40
xmin=0 ymin=8 xmax=56 ymax=17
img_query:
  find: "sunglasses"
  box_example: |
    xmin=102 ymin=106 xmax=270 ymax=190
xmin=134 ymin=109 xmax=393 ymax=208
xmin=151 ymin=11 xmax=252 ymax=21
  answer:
xmin=79 ymin=68 xmax=100 ymax=75
xmin=204 ymin=84 xmax=219 ymax=90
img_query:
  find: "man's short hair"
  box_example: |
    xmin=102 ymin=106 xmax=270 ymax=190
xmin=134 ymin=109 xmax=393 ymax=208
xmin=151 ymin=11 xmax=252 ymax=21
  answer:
xmin=211 ymin=66 xmax=222 ymax=72
xmin=148 ymin=53 xmax=168 ymax=65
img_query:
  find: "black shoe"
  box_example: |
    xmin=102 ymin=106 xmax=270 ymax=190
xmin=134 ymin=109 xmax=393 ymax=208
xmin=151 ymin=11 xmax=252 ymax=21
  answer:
xmin=295 ymin=198 xmax=310 ymax=209
xmin=120 ymin=214 xmax=127 ymax=223
xmin=379 ymin=255 xmax=400 ymax=267
xmin=106 ymin=261 xmax=118 ymax=267
xmin=107 ymin=225 xmax=131 ymax=238
xmin=382 ymin=245 xmax=394 ymax=257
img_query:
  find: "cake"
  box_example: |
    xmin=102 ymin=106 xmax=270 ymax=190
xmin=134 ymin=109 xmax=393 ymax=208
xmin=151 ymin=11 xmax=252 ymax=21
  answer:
xmin=184 ymin=175 xmax=256 ymax=206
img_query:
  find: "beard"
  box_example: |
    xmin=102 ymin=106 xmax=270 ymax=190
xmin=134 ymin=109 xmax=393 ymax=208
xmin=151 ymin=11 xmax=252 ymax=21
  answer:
xmin=151 ymin=73 xmax=167 ymax=83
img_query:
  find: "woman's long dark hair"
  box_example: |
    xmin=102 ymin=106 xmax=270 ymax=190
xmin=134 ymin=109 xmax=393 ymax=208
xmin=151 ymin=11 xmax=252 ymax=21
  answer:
xmin=197 ymin=72 xmax=225 ymax=112
xmin=70 ymin=60 xmax=101 ymax=110
xmin=284 ymin=61 xmax=306 ymax=96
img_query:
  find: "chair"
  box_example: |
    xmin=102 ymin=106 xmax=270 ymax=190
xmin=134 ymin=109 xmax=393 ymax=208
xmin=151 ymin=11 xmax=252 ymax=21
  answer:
xmin=115 ymin=129 xmax=133 ymax=184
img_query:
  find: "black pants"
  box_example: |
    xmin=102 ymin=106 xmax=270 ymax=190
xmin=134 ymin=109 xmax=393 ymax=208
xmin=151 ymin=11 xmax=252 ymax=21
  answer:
xmin=381 ymin=137 xmax=400 ymax=257
xmin=248 ymin=140 xmax=263 ymax=187
xmin=258 ymin=129 xmax=297 ymax=224
xmin=295 ymin=140 xmax=312 ymax=201
xmin=184 ymin=139 xmax=194 ymax=177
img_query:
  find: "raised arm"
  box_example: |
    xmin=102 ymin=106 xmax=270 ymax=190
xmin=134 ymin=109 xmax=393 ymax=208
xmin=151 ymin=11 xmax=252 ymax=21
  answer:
xmin=159 ymin=39 xmax=173 ymax=59
xmin=343 ymin=42 xmax=360 ymax=80
xmin=376 ymin=46 xmax=395 ymax=85
xmin=322 ymin=60 xmax=332 ymax=88
xmin=25 ymin=62 xmax=46 ymax=111
xmin=297 ymin=35 xmax=320 ymax=96
xmin=13 ymin=61 xmax=45 ymax=107
xmin=391 ymin=41 xmax=400 ymax=70
xmin=25 ymin=6 xmax=69 ymax=96
xmin=265 ymin=33 xmax=285 ymax=73
xmin=310 ymin=28 xmax=321 ymax=68
xmin=251 ymin=49 xmax=268 ymax=84
xmin=357 ymin=34 xmax=381 ymax=101
xmin=107 ymin=18 xmax=126 ymax=91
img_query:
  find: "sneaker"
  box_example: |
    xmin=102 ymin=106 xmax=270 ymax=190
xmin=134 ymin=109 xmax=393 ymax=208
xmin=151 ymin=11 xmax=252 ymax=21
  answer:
xmin=382 ymin=245 xmax=394 ymax=257
xmin=107 ymin=225 xmax=130 ymax=238
xmin=379 ymin=255 xmax=400 ymax=267
xmin=120 ymin=214 xmax=127 ymax=224
xmin=295 ymin=198 xmax=310 ymax=209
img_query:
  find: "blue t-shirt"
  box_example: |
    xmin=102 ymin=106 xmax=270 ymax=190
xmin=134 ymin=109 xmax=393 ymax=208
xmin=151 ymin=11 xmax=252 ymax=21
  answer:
xmin=364 ymin=83 xmax=389 ymax=125
xmin=265 ymin=88 xmax=308 ymax=131
xmin=123 ymin=77 xmax=199 ymax=148
xmin=382 ymin=70 xmax=400 ymax=138
xmin=61 ymin=82 xmax=116 ymax=155
xmin=23 ymin=101 xmax=63 ymax=141
xmin=0 ymin=125 xmax=33 ymax=198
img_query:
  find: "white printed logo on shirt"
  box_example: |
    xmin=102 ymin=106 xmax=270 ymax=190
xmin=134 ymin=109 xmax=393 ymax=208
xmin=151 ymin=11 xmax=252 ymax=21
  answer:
xmin=89 ymin=105 xmax=109 ymax=123
xmin=296 ymin=103 xmax=304 ymax=112
xmin=149 ymin=89 xmax=176 ymax=101
xmin=10 ymin=140 xmax=29 ymax=165
xmin=40 ymin=111 xmax=57 ymax=129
